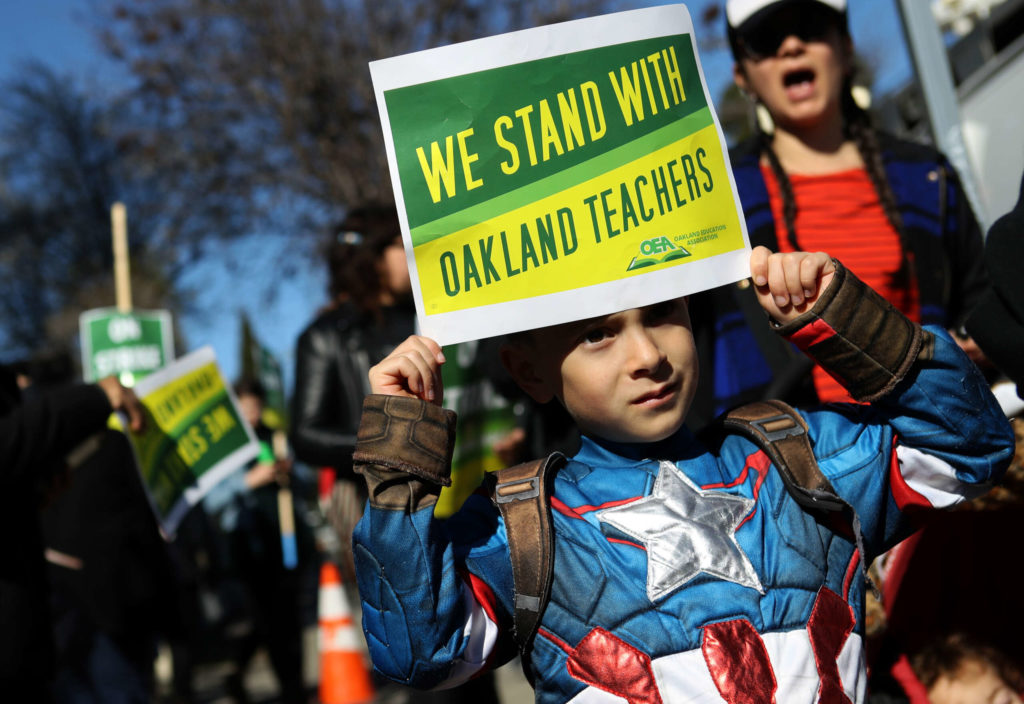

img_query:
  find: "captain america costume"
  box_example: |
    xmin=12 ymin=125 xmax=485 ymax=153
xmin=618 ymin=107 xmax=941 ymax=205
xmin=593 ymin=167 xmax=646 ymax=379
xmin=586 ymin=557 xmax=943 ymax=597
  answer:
xmin=351 ymin=267 xmax=1013 ymax=703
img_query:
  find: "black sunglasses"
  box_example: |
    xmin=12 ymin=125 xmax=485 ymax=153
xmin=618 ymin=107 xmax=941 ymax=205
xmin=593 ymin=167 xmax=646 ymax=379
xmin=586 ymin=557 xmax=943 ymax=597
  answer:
xmin=736 ymin=4 xmax=844 ymax=61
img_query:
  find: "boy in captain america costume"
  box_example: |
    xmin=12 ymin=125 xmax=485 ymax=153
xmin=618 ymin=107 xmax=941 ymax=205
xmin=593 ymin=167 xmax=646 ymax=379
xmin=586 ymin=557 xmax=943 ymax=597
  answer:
xmin=349 ymin=247 xmax=1014 ymax=703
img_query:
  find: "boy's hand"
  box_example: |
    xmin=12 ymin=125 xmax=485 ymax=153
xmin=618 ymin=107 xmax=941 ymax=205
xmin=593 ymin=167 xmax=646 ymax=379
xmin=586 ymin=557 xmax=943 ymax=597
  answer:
xmin=750 ymin=246 xmax=836 ymax=324
xmin=368 ymin=335 xmax=446 ymax=405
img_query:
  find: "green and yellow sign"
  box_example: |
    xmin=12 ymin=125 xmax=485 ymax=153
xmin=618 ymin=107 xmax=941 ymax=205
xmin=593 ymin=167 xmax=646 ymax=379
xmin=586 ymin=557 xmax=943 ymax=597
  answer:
xmin=435 ymin=339 xmax=518 ymax=518
xmin=116 ymin=346 xmax=258 ymax=536
xmin=371 ymin=4 xmax=750 ymax=343
xmin=79 ymin=308 xmax=174 ymax=385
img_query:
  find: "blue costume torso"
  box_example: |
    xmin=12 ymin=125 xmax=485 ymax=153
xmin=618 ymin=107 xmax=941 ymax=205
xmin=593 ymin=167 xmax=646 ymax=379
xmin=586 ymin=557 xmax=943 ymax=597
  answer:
xmin=353 ymin=328 xmax=1012 ymax=703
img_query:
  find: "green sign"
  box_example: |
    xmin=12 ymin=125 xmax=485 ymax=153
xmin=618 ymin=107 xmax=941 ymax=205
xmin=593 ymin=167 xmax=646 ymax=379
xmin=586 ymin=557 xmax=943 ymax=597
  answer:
xmin=80 ymin=307 xmax=174 ymax=385
xmin=434 ymin=340 xmax=518 ymax=517
xmin=370 ymin=4 xmax=750 ymax=344
xmin=240 ymin=314 xmax=288 ymax=430
xmin=116 ymin=346 xmax=258 ymax=536
xmin=253 ymin=344 xmax=287 ymax=430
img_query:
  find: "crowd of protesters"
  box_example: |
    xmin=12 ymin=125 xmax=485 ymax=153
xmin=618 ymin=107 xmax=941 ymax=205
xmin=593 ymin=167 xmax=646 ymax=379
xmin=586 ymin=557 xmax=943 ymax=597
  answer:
xmin=2 ymin=0 xmax=1024 ymax=702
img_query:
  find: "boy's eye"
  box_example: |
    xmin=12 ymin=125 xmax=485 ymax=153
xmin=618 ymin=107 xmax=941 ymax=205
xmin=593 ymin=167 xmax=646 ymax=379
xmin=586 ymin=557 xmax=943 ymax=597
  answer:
xmin=582 ymin=328 xmax=611 ymax=344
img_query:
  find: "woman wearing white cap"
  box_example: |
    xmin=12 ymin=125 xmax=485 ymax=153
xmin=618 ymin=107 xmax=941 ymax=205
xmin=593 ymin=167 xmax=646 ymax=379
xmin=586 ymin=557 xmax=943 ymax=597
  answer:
xmin=690 ymin=0 xmax=988 ymax=420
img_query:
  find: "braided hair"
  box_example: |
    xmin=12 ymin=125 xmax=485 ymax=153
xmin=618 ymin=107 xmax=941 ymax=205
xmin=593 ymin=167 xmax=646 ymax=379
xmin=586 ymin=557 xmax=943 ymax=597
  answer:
xmin=757 ymin=74 xmax=913 ymax=286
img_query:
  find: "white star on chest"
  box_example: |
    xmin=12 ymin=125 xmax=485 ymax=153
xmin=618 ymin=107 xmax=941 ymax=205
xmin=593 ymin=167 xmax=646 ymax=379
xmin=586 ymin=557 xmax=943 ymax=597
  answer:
xmin=597 ymin=460 xmax=764 ymax=602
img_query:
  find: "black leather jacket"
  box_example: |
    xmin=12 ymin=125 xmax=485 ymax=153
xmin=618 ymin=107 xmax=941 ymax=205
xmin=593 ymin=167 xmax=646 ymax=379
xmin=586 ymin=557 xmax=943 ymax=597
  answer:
xmin=289 ymin=299 xmax=416 ymax=480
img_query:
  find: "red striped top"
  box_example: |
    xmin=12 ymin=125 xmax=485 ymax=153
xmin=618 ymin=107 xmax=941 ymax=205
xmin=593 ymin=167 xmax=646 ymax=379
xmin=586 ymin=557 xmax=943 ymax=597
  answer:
xmin=762 ymin=165 xmax=920 ymax=403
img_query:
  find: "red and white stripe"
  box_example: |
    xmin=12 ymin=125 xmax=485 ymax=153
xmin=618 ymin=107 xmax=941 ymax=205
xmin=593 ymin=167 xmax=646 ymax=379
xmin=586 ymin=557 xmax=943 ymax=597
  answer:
xmin=891 ymin=444 xmax=986 ymax=510
xmin=435 ymin=577 xmax=501 ymax=689
xmin=562 ymin=629 xmax=866 ymax=704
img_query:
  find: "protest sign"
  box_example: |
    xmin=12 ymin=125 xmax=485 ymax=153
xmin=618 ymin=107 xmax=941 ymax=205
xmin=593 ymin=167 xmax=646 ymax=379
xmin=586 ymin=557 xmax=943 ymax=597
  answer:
xmin=370 ymin=4 xmax=750 ymax=344
xmin=434 ymin=339 xmax=519 ymax=517
xmin=80 ymin=307 xmax=174 ymax=385
xmin=117 ymin=346 xmax=258 ymax=536
xmin=240 ymin=314 xmax=288 ymax=430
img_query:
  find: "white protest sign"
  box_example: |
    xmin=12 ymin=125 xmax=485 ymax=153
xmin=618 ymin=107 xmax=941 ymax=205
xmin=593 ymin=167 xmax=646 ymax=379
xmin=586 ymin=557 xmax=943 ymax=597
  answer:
xmin=371 ymin=4 xmax=750 ymax=344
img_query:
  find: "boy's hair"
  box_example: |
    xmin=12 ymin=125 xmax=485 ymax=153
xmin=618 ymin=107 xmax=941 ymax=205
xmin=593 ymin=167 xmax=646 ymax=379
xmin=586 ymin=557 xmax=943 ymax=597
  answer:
xmin=911 ymin=633 xmax=1024 ymax=693
xmin=503 ymin=329 xmax=537 ymax=349
xmin=502 ymin=297 xmax=692 ymax=351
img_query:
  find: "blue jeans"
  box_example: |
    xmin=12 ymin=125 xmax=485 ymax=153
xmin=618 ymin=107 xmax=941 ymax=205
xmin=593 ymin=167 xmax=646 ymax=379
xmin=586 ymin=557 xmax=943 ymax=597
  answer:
xmin=52 ymin=630 xmax=155 ymax=704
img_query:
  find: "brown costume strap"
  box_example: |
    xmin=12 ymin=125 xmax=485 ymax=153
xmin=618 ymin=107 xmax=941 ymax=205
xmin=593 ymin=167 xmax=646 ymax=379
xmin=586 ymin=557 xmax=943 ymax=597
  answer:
xmin=720 ymin=401 xmax=875 ymax=595
xmin=722 ymin=400 xmax=845 ymax=515
xmin=486 ymin=453 xmax=565 ymax=658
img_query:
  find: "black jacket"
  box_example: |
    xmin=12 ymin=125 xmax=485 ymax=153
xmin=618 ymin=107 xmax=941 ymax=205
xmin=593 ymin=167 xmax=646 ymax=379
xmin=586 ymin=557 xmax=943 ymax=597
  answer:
xmin=967 ymin=171 xmax=1024 ymax=390
xmin=290 ymin=300 xmax=416 ymax=479
xmin=42 ymin=429 xmax=179 ymax=655
xmin=0 ymin=371 xmax=112 ymax=688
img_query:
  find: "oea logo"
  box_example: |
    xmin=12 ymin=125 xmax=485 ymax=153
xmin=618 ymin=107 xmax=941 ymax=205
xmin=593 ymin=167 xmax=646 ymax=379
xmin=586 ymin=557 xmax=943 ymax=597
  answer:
xmin=639 ymin=236 xmax=677 ymax=255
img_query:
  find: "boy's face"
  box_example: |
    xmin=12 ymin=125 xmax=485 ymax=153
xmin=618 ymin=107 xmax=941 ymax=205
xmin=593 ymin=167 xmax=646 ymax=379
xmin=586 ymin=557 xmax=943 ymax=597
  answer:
xmin=503 ymin=299 xmax=698 ymax=444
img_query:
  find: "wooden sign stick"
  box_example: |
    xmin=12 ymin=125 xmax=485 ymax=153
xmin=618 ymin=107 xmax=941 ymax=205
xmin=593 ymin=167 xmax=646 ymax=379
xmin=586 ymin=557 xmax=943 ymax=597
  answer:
xmin=111 ymin=202 xmax=132 ymax=313
xmin=274 ymin=430 xmax=299 ymax=569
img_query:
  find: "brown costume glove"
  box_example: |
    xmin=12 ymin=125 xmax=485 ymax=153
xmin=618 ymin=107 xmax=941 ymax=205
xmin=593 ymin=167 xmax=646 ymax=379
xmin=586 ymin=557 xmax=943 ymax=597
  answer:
xmin=774 ymin=260 xmax=932 ymax=402
xmin=352 ymin=394 xmax=456 ymax=511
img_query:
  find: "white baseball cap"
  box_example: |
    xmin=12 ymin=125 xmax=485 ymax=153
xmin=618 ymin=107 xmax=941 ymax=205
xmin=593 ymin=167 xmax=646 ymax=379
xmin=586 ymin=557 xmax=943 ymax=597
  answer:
xmin=726 ymin=0 xmax=847 ymax=32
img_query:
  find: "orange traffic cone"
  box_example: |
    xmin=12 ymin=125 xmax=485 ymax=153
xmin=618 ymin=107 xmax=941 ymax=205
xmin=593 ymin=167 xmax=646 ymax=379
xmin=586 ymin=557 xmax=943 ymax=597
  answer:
xmin=318 ymin=560 xmax=375 ymax=704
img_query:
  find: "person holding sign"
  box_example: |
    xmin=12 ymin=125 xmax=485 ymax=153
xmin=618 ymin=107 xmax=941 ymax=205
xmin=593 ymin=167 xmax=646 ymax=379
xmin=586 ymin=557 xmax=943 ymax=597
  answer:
xmin=346 ymin=248 xmax=1012 ymax=702
xmin=690 ymin=0 xmax=988 ymax=421
xmin=203 ymin=379 xmax=310 ymax=704
xmin=291 ymin=204 xmax=418 ymax=583
xmin=0 ymin=368 xmax=143 ymax=701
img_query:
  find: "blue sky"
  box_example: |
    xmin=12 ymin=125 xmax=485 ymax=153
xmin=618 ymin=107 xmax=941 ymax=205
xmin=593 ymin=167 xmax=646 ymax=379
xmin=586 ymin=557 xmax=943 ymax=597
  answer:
xmin=0 ymin=0 xmax=326 ymax=388
xmin=0 ymin=0 xmax=914 ymax=392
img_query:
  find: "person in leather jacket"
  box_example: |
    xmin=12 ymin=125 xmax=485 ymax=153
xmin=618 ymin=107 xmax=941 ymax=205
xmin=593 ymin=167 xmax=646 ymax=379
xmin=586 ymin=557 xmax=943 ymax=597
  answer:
xmin=292 ymin=207 xmax=505 ymax=703
xmin=290 ymin=204 xmax=415 ymax=577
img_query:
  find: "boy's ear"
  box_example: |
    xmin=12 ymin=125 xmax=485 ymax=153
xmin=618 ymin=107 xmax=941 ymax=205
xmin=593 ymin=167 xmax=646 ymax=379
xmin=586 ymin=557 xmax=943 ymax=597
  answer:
xmin=500 ymin=343 xmax=556 ymax=404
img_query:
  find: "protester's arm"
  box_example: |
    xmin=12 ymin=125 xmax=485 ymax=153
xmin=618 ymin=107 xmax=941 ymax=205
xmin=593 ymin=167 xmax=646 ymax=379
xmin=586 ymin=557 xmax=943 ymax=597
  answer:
xmin=751 ymin=248 xmax=1014 ymax=552
xmin=352 ymin=336 xmax=513 ymax=688
xmin=0 ymin=378 xmax=142 ymax=487
xmin=966 ymin=171 xmax=1024 ymax=389
xmin=289 ymin=326 xmax=359 ymax=469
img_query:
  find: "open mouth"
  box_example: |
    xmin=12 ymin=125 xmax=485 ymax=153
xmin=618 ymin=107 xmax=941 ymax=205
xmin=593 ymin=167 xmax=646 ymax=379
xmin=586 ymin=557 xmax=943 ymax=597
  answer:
xmin=783 ymin=68 xmax=816 ymax=99
xmin=784 ymin=68 xmax=815 ymax=87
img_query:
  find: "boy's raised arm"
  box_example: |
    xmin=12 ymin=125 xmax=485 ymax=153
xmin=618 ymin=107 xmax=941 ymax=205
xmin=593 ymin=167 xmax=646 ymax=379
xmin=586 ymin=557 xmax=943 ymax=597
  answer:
xmin=750 ymin=247 xmax=1013 ymax=553
xmin=351 ymin=334 xmax=509 ymax=689
xmin=750 ymin=246 xmax=925 ymax=403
